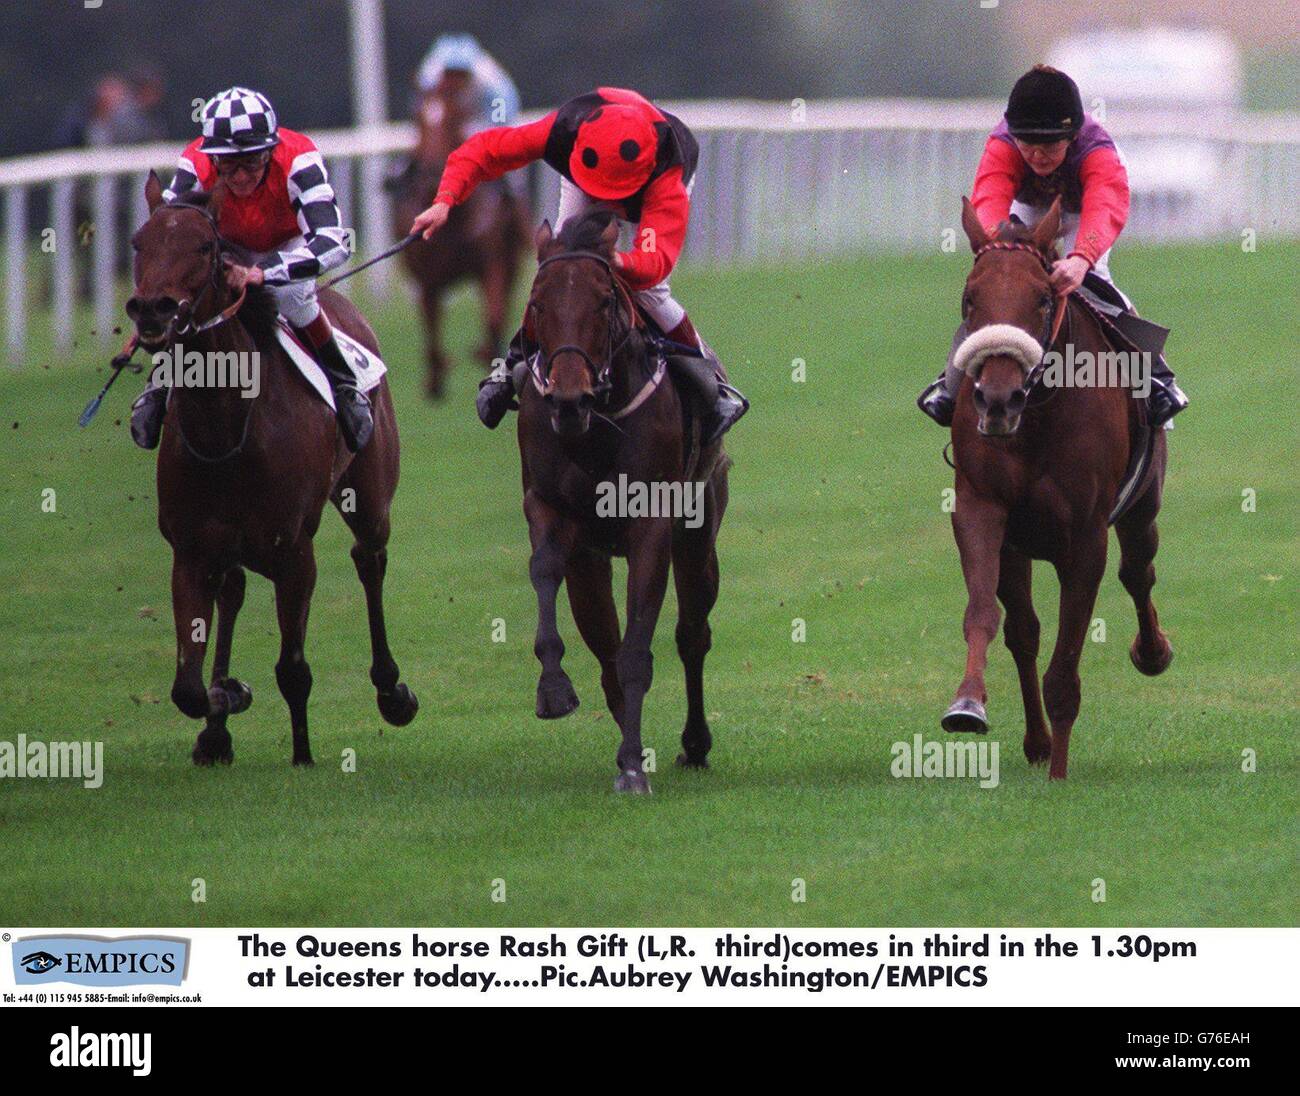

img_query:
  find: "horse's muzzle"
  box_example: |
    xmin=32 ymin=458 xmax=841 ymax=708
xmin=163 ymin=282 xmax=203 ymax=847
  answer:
xmin=126 ymin=295 xmax=182 ymax=348
xmin=547 ymin=392 xmax=593 ymax=438
xmin=973 ymin=381 xmax=1027 ymax=437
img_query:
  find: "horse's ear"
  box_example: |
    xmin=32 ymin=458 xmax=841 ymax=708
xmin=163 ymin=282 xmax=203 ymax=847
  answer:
xmin=1032 ymin=196 xmax=1062 ymax=251
xmin=960 ymin=196 xmax=989 ymax=252
xmin=598 ymin=214 xmax=619 ymax=256
xmin=535 ymin=218 xmax=553 ymax=256
xmin=144 ymin=171 xmax=165 ymax=212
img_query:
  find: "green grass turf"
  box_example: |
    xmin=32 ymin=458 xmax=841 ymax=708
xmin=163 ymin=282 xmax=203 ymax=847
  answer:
xmin=0 ymin=241 xmax=1295 ymax=927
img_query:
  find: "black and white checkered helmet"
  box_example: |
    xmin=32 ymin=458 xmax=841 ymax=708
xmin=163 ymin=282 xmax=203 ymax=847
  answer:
xmin=200 ymin=87 xmax=279 ymax=155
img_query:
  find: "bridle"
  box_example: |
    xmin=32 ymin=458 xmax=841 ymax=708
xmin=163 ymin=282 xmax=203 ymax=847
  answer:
xmin=137 ymin=200 xmax=248 ymax=345
xmin=134 ymin=200 xmax=254 ymax=463
xmin=971 ymin=240 xmax=1070 ymax=395
xmin=526 ymin=251 xmax=639 ymax=405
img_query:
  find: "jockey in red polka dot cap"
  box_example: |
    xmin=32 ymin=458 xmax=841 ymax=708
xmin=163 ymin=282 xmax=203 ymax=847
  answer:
xmin=412 ymin=87 xmax=748 ymax=443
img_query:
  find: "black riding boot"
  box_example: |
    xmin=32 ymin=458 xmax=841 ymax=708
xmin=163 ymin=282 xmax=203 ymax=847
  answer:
xmin=1147 ymin=356 xmax=1189 ymax=427
xmin=130 ymin=383 xmax=167 ymax=449
xmin=477 ymin=329 xmax=525 ymax=429
xmin=298 ymin=317 xmax=373 ymax=452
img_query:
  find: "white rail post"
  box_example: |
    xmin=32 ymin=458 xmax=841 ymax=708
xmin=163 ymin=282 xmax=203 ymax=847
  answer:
xmin=92 ymin=172 xmax=117 ymax=343
xmin=5 ymin=185 xmax=27 ymax=365
xmin=348 ymin=0 xmax=390 ymax=297
xmin=51 ymin=178 xmax=76 ymax=353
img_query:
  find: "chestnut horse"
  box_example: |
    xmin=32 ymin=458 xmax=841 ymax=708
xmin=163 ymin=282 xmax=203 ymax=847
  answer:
xmin=126 ymin=173 xmax=418 ymax=766
xmin=943 ymin=197 xmax=1172 ymax=780
xmin=390 ymin=83 xmax=526 ymax=398
xmin=519 ymin=211 xmax=730 ymax=794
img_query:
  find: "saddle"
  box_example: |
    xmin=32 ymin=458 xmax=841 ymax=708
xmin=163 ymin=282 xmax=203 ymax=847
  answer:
xmin=1066 ymin=284 xmax=1162 ymax=525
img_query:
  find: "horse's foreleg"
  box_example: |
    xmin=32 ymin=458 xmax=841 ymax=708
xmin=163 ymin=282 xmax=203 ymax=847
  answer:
xmin=273 ymin=543 xmax=318 ymax=766
xmin=170 ymin=556 xmax=217 ymax=724
xmin=194 ymin=566 xmax=249 ymax=766
xmin=350 ymin=537 xmax=419 ymax=727
xmin=943 ymin=493 xmax=1007 ymax=734
xmin=615 ymin=516 xmax=674 ymax=794
xmin=525 ymin=491 xmax=578 ymax=720
xmin=672 ymin=511 xmax=721 ymax=769
xmin=1116 ymin=501 xmax=1173 ymax=677
xmin=565 ymin=549 xmax=624 ymax=727
xmin=1043 ymin=533 xmax=1108 ymax=780
xmin=997 ymin=545 xmax=1050 ymax=765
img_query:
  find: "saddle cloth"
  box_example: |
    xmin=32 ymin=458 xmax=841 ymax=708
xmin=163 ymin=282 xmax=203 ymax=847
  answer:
xmin=274 ymin=319 xmax=387 ymax=411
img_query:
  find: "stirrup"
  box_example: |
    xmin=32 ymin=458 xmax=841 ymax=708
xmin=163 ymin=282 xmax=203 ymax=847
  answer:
xmin=704 ymin=384 xmax=748 ymax=447
xmin=333 ymin=386 xmax=374 ymax=452
xmin=1148 ymin=378 xmax=1188 ymax=429
xmin=917 ymin=379 xmax=955 ymax=426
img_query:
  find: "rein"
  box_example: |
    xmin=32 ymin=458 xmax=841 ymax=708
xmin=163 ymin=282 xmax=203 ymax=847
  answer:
xmin=526 ymin=251 xmax=658 ymax=417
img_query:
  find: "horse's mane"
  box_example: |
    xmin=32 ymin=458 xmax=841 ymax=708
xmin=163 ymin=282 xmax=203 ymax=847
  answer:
xmin=557 ymin=209 xmax=618 ymax=255
xmin=164 ymin=190 xmax=280 ymax=338
xmin=993 ymin=216 xmax=1060 ymax=261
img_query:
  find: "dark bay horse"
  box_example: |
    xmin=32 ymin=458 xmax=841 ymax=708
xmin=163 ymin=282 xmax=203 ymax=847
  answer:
xmin=390 ymin=84 xmax=526 ymax=398
xmin=942 ymin=196 xmax=1172 ymax=780
xmin=126 ymin=172 xmax=418 ymax=766
xmin=518 ymin=211 xmax=730 ymax=794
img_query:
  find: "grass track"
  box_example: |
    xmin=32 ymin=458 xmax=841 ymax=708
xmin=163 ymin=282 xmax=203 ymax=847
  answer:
xmin=0 ymin=241 xmax=1295 ymax=926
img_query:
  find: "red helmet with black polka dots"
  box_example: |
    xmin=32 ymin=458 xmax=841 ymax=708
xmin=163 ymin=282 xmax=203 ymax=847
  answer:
xmin=569 ymin=102 xmax=659 ymax=200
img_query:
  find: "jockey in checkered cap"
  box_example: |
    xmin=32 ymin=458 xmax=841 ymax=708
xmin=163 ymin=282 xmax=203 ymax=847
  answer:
xmin=131 ymin=87 xmax=373 ymax=452
xmin=411 ymin=87 xmax=748 ymax=445
xmin=918 ymin=66 xmax=1188 ymax=428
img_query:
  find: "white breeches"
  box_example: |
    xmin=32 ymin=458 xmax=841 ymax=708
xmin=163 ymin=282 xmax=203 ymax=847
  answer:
xmin=253 ymin=236 xmax=322 ymax=327
xmin=555 ymin=176 xmax=689 ymax=332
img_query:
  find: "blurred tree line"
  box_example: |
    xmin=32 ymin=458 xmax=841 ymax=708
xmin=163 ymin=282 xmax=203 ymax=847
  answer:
xmin=0 ymin=0 xmax=1008 ymax=156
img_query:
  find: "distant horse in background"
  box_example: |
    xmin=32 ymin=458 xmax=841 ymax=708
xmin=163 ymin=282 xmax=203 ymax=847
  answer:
xmin=941 ymin=196 xmax=1172 ymax=780
xmin=389 ymin=82 xmax=527 ymax=398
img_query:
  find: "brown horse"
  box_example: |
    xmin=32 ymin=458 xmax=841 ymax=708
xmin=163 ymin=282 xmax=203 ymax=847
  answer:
xmin=390 ymin=83 xmax=527 ymax=398
xmin=518 ymin=211 xmax=730 ymax=794
xmin=126 ymin=173 xmax=418 ymax=766
xmin=942 ymin=196 xmax=1172 ymax=780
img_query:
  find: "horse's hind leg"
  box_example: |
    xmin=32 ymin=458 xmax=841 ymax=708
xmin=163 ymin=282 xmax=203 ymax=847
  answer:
xmin=194 ymin=566 xmax=250 ymax=766
xmin=273 ymin=543 xmax=317 ymax=766
xmin=566 ymin=549 xmax=624 ymax=726
xmin=997 ymin=545 xmax=1051 ymax=765
xmin=525 ymin=491 xmax=579 ymax=720
xmin=1115 ymin=469 xmax=1173 ymax=676
xmin=1043 ymin=533 xmax=1108 ymax=780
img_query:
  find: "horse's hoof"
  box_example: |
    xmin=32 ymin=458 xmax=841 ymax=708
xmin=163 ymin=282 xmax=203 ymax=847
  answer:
xmin=208 ymin=678 xmax=252 ymax=716
xmin=1023 ymin=735 xmax=1052 ymax=765
xmin=292 ymin=755 xmax=315 ymax=768
xmin=1130 ymin=637 xmax=1174 ymax=677
xmin=942 ymin=697 xmax=989 ymax=734
xmin=192 ymin=724 xmax=234 ymax=767
xmin=675 ymin=752 xmax=709 ymax=770
xmin=378 ymin=683 xmax=419 ymax=726
xmin=614 ymin=769 xmax=652 ymax=794
xmin=536 ymin=675 xmax=579 ymax=720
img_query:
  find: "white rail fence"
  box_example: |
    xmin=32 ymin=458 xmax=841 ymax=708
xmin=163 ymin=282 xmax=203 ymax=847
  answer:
xmin=2 ymin=98 xmax=1297 ymax=364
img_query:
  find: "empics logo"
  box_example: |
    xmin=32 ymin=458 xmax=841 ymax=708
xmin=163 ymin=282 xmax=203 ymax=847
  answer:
xmin=12 ymin=936 xmax=188 ymax=987
xmin=19 ymin=950 xmax=61 ymax=975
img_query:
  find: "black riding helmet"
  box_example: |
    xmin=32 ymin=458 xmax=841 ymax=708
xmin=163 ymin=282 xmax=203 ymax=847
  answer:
xmin=1005 ymin=65 xmax=1084 ymax=143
